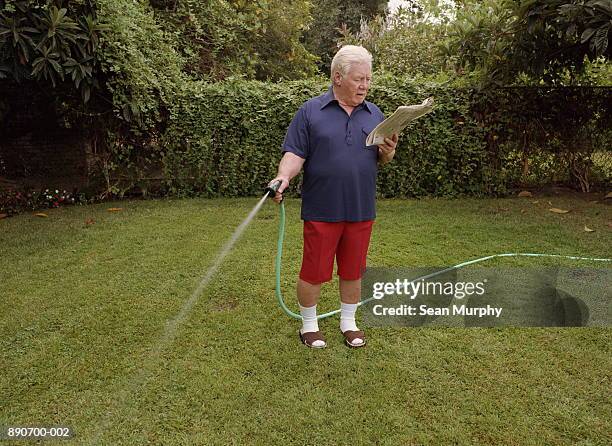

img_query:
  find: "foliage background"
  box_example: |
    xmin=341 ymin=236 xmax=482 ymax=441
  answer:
xmin=0 ymin=0 xmax=610 ymax=213
xmin=143 ymin=78 xmax=609 ymax=200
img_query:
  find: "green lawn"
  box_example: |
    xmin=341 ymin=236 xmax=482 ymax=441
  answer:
xmin=1 ymin=196 xmax=610 ymax=445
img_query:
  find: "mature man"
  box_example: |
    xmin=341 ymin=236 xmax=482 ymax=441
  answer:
xmin=270 ymin=45 xmax=397 ymax=348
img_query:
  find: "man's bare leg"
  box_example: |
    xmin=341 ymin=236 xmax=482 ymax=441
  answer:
xmin=297 ymin=278 xmax=322 ymax=307
xmin=339 ymin=278 xmax=360 ymax=304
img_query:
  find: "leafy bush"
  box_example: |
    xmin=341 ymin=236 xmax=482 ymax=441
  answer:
xmin=441 ymin=0 xmax=612 ymax=86
xmin=94 ymin=0 xmax=186 ymax=128
xmin=152 ymin=77 xmax=499 ymax=198
xmin=337 ymin=4 xmax=453 ymax=78
xmin=0 ymin=0 xmax=107 ymax=103
xmin=134 ymin=78 xmax=607 ymax=199
xmin=150 ymin=0 xmax=317 ymax=81
xmin=304 ymin=0 xmax=388 ymax=74
xmin=473 ymin=86 xmax=611 ymax=192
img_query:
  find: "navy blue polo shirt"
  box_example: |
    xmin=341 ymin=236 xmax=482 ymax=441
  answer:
xmin=282 ymin=87 xmax=385 ymax=222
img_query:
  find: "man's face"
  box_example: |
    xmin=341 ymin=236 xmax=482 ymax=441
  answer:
xmin=334 ymin=62 xmax=372 ymax=107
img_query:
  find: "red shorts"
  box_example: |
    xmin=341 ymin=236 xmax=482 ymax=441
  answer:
xmin=299 ymin=220 xmax=374 ymax=284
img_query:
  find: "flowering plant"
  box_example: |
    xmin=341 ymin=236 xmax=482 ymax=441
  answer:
xmin=0 ymin=188 xmax=87 ymax=217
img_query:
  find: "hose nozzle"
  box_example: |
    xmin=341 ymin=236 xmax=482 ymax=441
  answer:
xmin=264 ymin=180 xmax=282 ymax=200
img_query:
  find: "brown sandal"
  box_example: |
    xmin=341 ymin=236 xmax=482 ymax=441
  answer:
xmin=341 ymin=330 xmax=366 ymax=348
xmin=299 ymin=330 xmax=327 ymax=349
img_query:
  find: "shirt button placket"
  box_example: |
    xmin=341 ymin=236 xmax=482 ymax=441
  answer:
xmin=346 ymin=116 xmax=353 ymax=145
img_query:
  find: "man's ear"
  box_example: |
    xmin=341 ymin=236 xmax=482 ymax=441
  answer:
xmin=333 ymin=71 xmax=342 ymax=86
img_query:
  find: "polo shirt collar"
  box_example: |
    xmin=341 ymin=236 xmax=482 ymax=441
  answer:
xmin=320 ymin=86 xmax=372 ymax=113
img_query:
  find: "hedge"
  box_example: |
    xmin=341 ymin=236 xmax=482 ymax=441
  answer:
xmin=108 ymin=77 xmax=610 ymax=198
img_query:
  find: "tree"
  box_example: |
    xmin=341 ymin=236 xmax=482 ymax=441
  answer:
xmin=441 ymin=0 xmax=611 ymax=85
xmin=303 ymin=0 xmax=388 ymax=74
xmin=337 ymin=2 xmax=453 ymax=77
xmin=150 ymin=0 xmax=317 ymax=81
xmin=0 ymin=0 xmax=108 ymax=103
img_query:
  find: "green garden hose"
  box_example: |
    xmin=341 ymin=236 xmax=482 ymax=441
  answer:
xmin=272 ymin=201 xmax=612 ymax=321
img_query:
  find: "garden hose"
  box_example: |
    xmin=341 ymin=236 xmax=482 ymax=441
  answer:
xmin=268 ymin=195 xmax=611 ymax=321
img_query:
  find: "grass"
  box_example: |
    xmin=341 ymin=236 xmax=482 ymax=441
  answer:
xmin=1 ymin=196 xmax=610 ymax=445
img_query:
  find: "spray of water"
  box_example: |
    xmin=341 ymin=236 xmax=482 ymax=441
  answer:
xmin=89 ymin=193 xmax=272 ymax=443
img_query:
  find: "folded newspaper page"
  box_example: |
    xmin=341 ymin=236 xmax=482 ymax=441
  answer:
xmin=366 ymin=97 xmax=434 ymax=146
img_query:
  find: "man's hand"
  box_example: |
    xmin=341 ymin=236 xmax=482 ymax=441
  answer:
xmin=377 ymin=133 xmax=398 ymax=165
xmin=268 ymin=176 xmax=290 ymax=204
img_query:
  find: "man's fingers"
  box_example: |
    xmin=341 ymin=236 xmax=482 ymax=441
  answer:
xmin=382 ymin=134 xmax=398 ymax=148
xmin=383 ymin=137 xmax=397 ymax=147
xmin=268 ymin=178 xmax=289 ymax=199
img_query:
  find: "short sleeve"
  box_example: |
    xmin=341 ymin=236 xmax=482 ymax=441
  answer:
xmin=371 ymin=103 xmax=385 ymax=121
xmin=282 ymin=105 xmax=309 ymax=159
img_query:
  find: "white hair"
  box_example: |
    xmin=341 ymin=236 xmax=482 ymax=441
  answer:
xmin=330 ymin=45 xmax=372 ymax=80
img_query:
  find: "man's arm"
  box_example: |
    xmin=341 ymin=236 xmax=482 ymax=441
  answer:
xmin=269 ymin=152 xmax=305 ymax=203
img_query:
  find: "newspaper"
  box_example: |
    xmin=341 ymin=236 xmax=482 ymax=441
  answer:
xmin=366 ymin=97 xmax=434 ymax=146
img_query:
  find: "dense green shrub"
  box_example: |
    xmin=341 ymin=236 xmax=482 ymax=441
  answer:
xmin=159 ymin=79 xmax=327 ymax=198
xmin=473 ymin=86 xmax=611 ymax=192
xmin=442 ymin=0 xmax=612 ymax=86
xmin=0 ymin=0 xmax=188 ymax=129
xmin=0 ymin=0 xmax=107 ymax=103
xmin=95 ymin=0 xmax=186 ymax=128
xmin=148 ymin=77 xmax=609 ymax=199
xmin=303 ymin=0 xmax=388 ymax=74
xmin=337 ymin=6 xmax=452 ymax=79
xmin=151 ymin=0 xmax=317 ymax=81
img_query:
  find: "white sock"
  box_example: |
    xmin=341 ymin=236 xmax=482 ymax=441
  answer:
xmin=299 ymin=304 xmax=325 ymax=347
xmin=340 ymin=302 xmax=360 ymax=332
xmin=340 ymin=302 xmax=363 ymax=345
xmin=299 ymin=304 xmax=319 ymax=333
